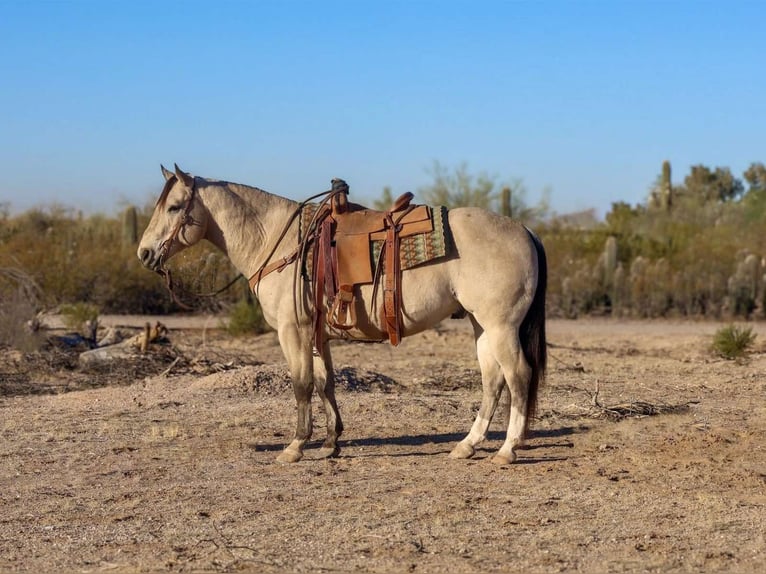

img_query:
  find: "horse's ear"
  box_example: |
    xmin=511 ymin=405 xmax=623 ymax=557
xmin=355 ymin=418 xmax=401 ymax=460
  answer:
xmin=161 ymin=164 xmax=174 ymax=182
xmin=174 ymin=164 xmax=195 ymax=188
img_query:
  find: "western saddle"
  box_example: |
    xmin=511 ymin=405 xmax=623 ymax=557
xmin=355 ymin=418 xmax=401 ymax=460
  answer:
xmin=249 ymin=179 xmax=439 ymax=350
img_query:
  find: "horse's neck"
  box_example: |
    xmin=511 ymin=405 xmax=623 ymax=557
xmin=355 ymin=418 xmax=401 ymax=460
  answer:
xmin=198 ymin=179 xmax=299 ymax=278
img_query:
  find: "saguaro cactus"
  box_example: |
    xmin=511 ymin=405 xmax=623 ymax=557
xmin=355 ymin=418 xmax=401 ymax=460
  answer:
xmin=660 ymin=160 xmax=673 ymax=211
xmin=122 ymin=206 xmax=138 ymax=246
xmin=598 ymin=235 xmax=619 ymax=312
xmin=500 ymin=187 xmax=512 ymax=218
xmin=727 ymin=253 xmax=762 ymax=317
xmin=612 ymin=262 xmax=626 ymax=314
xmin=630 ymin=256 xmax=649 ymax=316
xmin=603 ymin=236 xmax=618 ymax=287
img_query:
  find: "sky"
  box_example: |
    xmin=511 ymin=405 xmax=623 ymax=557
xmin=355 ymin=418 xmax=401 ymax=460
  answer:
xmin=0 ymin=0 xmax=764 ymax=218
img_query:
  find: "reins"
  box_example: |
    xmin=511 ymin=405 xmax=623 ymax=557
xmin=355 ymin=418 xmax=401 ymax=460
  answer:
xmin=156 ymin=176 xmax=347 ymax=309
xmin=247 ymin=180 xmax=349 ymax=294
xmin=160 ymin=268 xmax=246 ymax=310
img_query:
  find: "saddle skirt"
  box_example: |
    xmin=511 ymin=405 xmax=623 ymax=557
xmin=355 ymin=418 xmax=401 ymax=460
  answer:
xmin=300 ymin=194 xmax=451 ymax=347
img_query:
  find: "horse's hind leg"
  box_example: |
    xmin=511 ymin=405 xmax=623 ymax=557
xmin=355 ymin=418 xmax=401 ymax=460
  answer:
xmin=276 ymin=324 xmax=314 ymax=463
xmin=490 ymin=330 xmax=532 ymax=465
xmin=449 ymin=323 xmax=505 ymax=459
xmin=313 ymin=343 xmax=343 ymax=458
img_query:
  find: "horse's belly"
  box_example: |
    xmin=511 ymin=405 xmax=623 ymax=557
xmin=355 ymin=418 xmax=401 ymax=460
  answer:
xmin=329 ymin=264 xmax=460 ymax=341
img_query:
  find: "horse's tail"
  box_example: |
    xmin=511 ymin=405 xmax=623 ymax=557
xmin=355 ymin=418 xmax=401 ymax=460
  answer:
xmin=520 ymin=227 xmax=547 ymax=436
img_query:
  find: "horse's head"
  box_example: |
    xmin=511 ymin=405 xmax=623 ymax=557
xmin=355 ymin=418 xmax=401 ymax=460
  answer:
xmin=137 ymin=164 xmax=209 ymax=272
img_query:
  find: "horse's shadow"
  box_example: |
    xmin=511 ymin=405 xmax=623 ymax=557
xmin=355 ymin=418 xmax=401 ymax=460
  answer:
xmin=251 ymin=425 xmax=585 ymax=464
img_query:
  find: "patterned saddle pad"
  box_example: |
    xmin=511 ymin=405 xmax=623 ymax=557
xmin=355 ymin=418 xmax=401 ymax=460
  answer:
xmin=300 ymin=203 xmax=450 ymax=282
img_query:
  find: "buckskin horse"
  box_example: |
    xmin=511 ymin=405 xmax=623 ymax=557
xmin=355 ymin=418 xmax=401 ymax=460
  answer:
xmin=138 ymin=165 xmax=547 ymax=465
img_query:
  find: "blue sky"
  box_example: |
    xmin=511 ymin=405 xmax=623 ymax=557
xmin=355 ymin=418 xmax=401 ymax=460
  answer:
xmin=1 ymin=0 xmax=763 ymax=217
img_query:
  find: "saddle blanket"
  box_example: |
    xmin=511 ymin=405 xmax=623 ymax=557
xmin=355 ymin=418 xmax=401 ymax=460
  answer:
xmin=300 ymin=203 xmax=451 ymax=280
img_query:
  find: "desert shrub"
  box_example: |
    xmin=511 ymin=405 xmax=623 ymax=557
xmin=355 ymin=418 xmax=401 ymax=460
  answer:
xmin=711 ymin=324 xmax=756 ymax=360
xmin=0 ymin=204 xmax=245 ymax=314
xmin=224 ymin=299 xmax=271 ymax=336
xmin=3 ymin=159 xmax=766 ymax=320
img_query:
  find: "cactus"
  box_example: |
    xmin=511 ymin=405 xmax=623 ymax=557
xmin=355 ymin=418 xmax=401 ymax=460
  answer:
xmin=592 ymin=236 xmax=619 ymax=312
xmin=649 ymin=258 xmax=671 ymax=316
xmin=660 ymin=160 xmax=673 ymax=211
xmin=122 ymin=206 xmax=138 ymax=246
xmin=727 ymin=253 xmax=762 ymax=317
xmin=501 ymin=187 xmax=512 ymax=218
xmin=603 ymin=236 xmax=618 ymax=286
xmin=612 ymin=263 xmax=626 ymax=315
xmin=629 ymin=256 xmax=649 ymax=317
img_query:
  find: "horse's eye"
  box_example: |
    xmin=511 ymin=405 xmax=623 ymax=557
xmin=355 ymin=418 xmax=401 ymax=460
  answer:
xmin=168 ymin=204 xmax=183 ymax=213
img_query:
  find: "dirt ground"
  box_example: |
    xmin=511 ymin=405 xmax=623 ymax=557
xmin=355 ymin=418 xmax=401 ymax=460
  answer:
xmin=1 ymin=317 xmax=764 ymax=573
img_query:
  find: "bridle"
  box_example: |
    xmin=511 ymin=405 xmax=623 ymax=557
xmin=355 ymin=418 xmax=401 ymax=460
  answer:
xmin=247 ymin=181 xmax=349 ymax=294
xmin=152 ymin=175 xmax=346 ymax=309
xmin=155 ymin=176 xmax=198 ymax=269
xmin=153 ymin=176 xmax=241 ymax=309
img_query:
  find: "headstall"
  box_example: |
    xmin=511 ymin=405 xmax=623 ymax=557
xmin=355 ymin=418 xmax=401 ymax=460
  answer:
xmin=152 ymin=177 xmax=248 ymax=308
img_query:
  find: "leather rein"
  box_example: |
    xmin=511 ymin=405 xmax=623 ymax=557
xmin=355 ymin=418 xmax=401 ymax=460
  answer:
xmin=247 ymin=183 xmax=348 ymax=294
xmin=155 ymin=177 xmax=342 ymax=309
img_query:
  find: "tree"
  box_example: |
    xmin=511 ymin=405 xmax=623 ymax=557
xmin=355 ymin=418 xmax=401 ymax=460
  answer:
xmin=418 ymin=161 xmax=549 ymax=222
xmin=680 ymin=165 xmax=744 ymax=203
xmin=648 ymin=160 xmax=674 ymax=211
xmin=420 ymin=161 xmax=496 ymax=209
xmin=744 ymin=162 xmax=766 ymax=193
xmin=605 ymin=201 xmax=641 ymax=235
xmin=373 ymin=186 xmax=394 ymax=211
xmin=741 ymin=162 xmax=766 ymax=221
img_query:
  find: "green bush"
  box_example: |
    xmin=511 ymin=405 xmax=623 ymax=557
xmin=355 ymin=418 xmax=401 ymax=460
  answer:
xmin=224 ymin=299 xmax=271 ymax=336
xmin=711 ymin=324 xmax=756 ymax=360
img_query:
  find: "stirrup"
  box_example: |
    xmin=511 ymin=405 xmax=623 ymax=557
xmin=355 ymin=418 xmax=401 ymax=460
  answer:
xmin=328 ymin=284 xmax=356 ymax=330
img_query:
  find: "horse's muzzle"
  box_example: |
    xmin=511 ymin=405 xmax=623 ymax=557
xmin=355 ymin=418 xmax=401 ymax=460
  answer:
xmin=138 ymin=247 xmax=160 ymax=271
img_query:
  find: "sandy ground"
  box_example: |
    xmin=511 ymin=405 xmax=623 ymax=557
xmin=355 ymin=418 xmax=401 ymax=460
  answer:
xmin=1 ymin=318 xmax=765 ymax=573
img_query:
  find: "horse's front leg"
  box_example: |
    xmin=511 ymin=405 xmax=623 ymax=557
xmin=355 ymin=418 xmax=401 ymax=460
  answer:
xmin=314 ymin=342 xmax=343 ymax=458
xmin=276 ymin=323 xmax=314 ymax=463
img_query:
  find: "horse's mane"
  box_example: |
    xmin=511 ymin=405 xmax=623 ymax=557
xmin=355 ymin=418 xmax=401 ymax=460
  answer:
xmin=197 ymin=178 xmax=300 ymax=253
xmin=155 ymin=174 xmax=298 ymax=250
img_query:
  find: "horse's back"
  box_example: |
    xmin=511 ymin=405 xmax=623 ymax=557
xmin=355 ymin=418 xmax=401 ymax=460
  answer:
xmin=323 ymin=207 xmax=539 ymax=340
xmin=448 ymin=207 xmax=538 ymax=268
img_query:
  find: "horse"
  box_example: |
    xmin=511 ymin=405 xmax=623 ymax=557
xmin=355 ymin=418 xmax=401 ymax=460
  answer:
xmin=137 ymin=164 xmax=547 ymax=465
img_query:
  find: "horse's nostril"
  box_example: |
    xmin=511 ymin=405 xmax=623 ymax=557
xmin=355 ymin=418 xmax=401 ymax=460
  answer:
xmin=138 ymin=248 xmax=153 ymax=266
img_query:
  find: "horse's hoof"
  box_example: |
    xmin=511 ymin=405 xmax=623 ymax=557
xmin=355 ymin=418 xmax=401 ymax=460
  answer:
xmin=449 ymin=442 xmax=475 ymax=460
xmin=276 ymin=448 xmax=303 ymax=463
xmin=491 ymin=452 xmax=517 ymax=466
xmin=317 ymin=445 xmax=340 ymax=459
